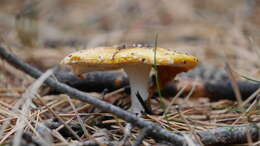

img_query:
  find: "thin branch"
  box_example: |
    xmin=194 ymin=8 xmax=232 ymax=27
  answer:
xmin=133 ymin=127 xmax=151 ymax=146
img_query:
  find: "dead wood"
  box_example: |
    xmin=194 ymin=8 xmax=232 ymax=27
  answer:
xmin=52 ymin=71 xmax=128 ymax=94
xmin=198 ymin=123 xmax=260 ymax=145
xmin=50 ymin=71 xmax=260 ymax=101
xmin=133 ymin=127 xmax=151 ymax=146
xmin=204 ymin=80 xmax=260 ymax=101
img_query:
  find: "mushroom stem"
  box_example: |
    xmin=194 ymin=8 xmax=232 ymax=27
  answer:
xmin=123 ymin=64 xmax=151 ymax=114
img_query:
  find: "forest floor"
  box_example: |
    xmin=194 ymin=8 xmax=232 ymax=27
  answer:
xmin=0 ymin=0 xmax=260 ymax=145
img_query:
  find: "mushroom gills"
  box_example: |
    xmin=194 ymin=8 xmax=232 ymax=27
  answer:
xmin=123 ymin=64 xmax=151 ymax=114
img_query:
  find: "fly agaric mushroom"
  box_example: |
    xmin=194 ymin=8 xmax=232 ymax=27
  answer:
xmin=60 ymin=44 xmax=198 ymax=114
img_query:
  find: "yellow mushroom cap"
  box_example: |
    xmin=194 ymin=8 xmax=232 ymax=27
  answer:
xmin=114 ymin=47 xmax=198 ymax=69
xmin=61 ymin=47 xmax=120 ymax=75
xmin=60 ymin=45 xmax=198 ymax=75
xmin=61 ymin=47 xmax=118 ymax=65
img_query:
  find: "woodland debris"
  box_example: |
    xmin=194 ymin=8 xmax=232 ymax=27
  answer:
xmin=50 ymin=71 xmax=260 ymax=101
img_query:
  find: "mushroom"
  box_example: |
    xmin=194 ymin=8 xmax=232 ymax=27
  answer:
xmin=60 ymin=44 xmax=198 ymax=114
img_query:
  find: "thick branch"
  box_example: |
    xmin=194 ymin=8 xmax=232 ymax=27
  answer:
xmin=52 ymin=71 xmax=128 ymax=93
xmin=52 ymin=72 xmax=259 ymax=100
xmin=198 ymin=123 xmax=260 ymax=145
xmin=204 ymin=81 xmax=260 ymax=101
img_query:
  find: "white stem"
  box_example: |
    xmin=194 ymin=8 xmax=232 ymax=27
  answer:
xmin=123 ymin=64 xmax=151 ymax=114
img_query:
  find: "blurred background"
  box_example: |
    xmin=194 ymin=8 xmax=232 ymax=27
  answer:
xmin=0 ymin=0 xmax=259 ymax=79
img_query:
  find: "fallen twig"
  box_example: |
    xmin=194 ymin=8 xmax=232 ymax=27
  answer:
xmin=133 ymin=127 xmax=150 ymax=146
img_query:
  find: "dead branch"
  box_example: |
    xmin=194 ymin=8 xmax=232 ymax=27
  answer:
xmin=204 ymin=80 xmax=259 ymax=101
xmin=198 ymin=123 xmax=260 ymax=145
xmin=133 ymin=127 xmax=151 ymax=146
xmin=52 ymin=71 xmax=128 ymax=93
xmin=51 ymin=71 xmax=260 ymax=101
